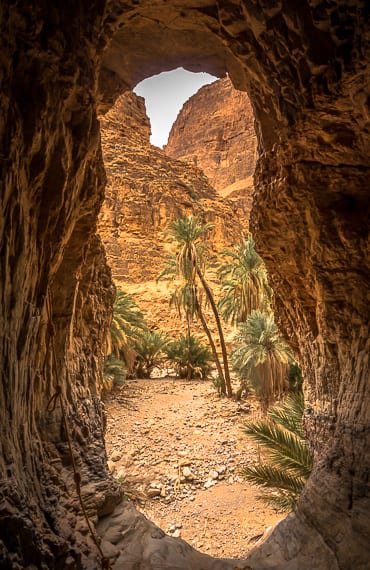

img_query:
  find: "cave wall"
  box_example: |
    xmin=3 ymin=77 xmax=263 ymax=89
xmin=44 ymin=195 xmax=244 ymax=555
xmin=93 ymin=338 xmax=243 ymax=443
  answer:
xmin=0 ymin=1 xmax=369 ymax=569
xmin=0 ymin=4 xmax=121 ymax=567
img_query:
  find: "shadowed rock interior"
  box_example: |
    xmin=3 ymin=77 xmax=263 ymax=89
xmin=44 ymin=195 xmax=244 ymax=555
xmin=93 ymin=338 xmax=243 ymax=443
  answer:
xmin=0 ymin=2 xmax=369 ymax=569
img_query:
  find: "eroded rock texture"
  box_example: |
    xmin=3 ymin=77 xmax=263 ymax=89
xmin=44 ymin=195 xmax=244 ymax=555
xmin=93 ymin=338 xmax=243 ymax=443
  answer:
xmin=0 ymin=4 xmax=121 ymax=568
xmin=98 ymin=90 xmax=244 ymax=283
xmin=165 ymin=76 xmax=257 ymax=217
xmin=1 ymin=1 xmax=369 ymax=569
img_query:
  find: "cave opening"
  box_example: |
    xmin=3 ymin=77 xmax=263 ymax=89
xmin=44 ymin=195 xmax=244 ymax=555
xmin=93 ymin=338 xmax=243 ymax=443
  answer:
xmin=1 ymin=3 xmax=369 ymax=569
xmin=97 ymin=65 xmax=305 ymax=558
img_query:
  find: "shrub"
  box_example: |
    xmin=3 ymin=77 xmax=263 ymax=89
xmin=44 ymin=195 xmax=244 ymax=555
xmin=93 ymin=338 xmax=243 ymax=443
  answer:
xmin=166 ymin=333 xmax=213 ymax=380
xmin=133 ymin=329 xmax=170 ymax=378
xmin=103 ymin=355 xmax=127 ymax=389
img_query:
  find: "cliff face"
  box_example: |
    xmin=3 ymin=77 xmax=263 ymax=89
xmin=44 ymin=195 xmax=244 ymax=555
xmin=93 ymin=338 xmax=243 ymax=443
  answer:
xmin=0 ymin=2 xmax=369 ymax=569
xmin=165 ymin=76 xmax=257 ymax=217
xmin=98 ymin=90 xmax=244 ymax=284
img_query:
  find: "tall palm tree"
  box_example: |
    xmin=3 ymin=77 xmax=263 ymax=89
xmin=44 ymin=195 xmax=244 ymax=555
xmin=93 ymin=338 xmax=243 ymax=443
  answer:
xmin=217 ymin=235 xmax=271 ymax=325
xmin=241 ymin=393 xmax=312 ymax=511
xmin=159 ymin=215 xmax=232 ymax=396
xmin=232 ymin=310 xmax=292 ymax=411
xmin=170 ymin=279 xmax=226 ymax=384
xmin=107 ymin=289 xmax=147 ymax=373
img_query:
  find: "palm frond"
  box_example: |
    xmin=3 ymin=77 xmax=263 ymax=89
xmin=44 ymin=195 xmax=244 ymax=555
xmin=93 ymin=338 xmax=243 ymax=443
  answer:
xmin=240 ymin=393 xmax=312 ymax=512
xmin=103 ymin=356 xmax=127 ymax=387
xmin=166 ymin=334 xmax=213 ymax=379
xmin=268 ymin=393 xmax=306 ymax=438
xmin=242 ymin=464 xmax=306 ymax=494
xmin=217 ymin=235 xmax=271 ymax=322
xmin=231 ymin=310 xmax=292 ymax=408
xmin=256 ymin=491 xmax=297 ymax=512
xmin=242 ymin=421 xmax=312 ymax=477
xmin=157 ymin=254 xmax=177 ymax=282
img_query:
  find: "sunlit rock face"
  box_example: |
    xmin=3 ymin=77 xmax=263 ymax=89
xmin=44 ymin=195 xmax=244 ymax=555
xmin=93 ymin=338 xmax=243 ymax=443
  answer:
xmin=98 ymin=90 xmax=244 ymax=283
xmin=0 ymin=1 xmax=369 ymax=569
xmin=165 ymin=76 xmax=257 ymax=217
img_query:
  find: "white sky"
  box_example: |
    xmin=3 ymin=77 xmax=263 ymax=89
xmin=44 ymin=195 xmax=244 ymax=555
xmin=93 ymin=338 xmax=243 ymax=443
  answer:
xmin=134 ymin=68 xmax=217 ymax=148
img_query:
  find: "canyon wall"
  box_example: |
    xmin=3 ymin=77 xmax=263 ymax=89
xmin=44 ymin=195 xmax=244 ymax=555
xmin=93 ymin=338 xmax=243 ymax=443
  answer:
xmin=0 ymin=1 xmax=369 ymax=569
xmin=0 ymin=4 xmax=122 ymax=567
xmin=97 ymin=89 xmax=249 ymax=335
xmin=165 ymin=76 xmax=257 ymax=216
xmin=98 ymin=89 xmax=245 ymax=284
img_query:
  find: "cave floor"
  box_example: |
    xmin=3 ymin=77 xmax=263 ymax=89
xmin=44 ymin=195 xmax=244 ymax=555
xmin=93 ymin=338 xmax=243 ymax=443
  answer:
xmin=104 ymin=377 xmax=282 ymax=559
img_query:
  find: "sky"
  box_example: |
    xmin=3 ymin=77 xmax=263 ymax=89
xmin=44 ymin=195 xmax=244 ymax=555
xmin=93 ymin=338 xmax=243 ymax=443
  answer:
xmin=134 ymin=68 xmax=217 ymax=148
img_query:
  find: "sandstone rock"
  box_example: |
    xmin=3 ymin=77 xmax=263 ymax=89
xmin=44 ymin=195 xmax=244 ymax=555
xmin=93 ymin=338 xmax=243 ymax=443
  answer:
xmin=1 ymin=2 xmax=370 ymax=569
xmin=111 ymin=450 xmax=122 ymax=462
xmin=182 ymin=466 xmax=194 ymax=480
xmin=98 ymin=91 xmax=245 ymax=286
xmin=147 ymin=488 xmax=161 ymax=498
xmin=165 ymin=76 xmax=256 ymax=219
xmin=172 ymin=528 xmax=181 ymax=538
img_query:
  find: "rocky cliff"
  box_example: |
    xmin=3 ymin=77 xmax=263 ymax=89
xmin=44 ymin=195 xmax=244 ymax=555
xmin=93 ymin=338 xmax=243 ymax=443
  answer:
xmin=0 ymin=2 xmax=369 ymax=569
xmin=165 ymin=76 xmax=257 ymax=217
xmin=98 ymin=90 xmax=245 ymax=284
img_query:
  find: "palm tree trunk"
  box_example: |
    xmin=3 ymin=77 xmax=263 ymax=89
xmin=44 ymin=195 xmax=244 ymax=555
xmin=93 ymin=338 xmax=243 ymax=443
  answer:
xmin=186 ymin=313 xmax=192 ymax=380
xmin=197 ymin=268 xmax=233 ymax=397
xmin=197 ymin=303 xmax=226 ymax=394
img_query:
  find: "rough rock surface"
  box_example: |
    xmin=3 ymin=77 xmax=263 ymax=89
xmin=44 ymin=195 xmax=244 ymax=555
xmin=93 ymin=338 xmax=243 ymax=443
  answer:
xmin=165 ymin=76 xmax=257 ymax=217
xmin=0 ymin=2 xmax=369 ymax=569
xmin=98 ymin=90 xmax=245 ymax=283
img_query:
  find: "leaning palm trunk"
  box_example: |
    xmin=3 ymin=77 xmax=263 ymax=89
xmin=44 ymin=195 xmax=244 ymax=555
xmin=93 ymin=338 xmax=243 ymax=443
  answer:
xmin=197 ymin=267 xmax=232 ymax=397
xmin=197 ymin=303 xmax=226 ymax=394
xmin=186 ymin=314 xmax=192 ymax=380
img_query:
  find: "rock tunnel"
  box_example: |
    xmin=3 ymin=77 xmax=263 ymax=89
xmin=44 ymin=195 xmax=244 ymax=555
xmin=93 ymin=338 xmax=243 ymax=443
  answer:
xmin=0 ymin=1 xmax=369 ymax=568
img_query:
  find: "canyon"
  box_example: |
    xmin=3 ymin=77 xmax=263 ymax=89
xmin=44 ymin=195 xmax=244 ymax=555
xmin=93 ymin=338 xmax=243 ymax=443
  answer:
xmin=165 ymin=76 xmax=257 ymax=215
xmin=98 ymin=86 xmax=248 ymax=284
xmin=97 ymin=78 xmax=254 ymax=334
xmin=0 ymin=2 xmax=369 ymax=570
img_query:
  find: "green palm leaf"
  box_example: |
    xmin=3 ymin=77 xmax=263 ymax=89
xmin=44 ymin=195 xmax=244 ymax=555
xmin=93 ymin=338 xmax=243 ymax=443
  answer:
xmin=231 ymin=310 xmax=292 ymax=409
xmin=103 ymin=355 xmax=127 ymax=387
xmin=241 ymin=394 xmax=312 ymax=511
xmin=241 ymin=464 xmax=306 ymax=494
xmin=166 ymin=334 xmax=213 ymax=379
xmin=217 ymin=235 xmax=270 ymax=323
xmin=133 ymin=329 xmax=170 ymax=378
xmin=268 ymin=393 xmax=306 ymax=438
xmin=242 ymin=421 xmax=312 ymax=477
xmin=256 ymin=492 xmax=297 ymax=512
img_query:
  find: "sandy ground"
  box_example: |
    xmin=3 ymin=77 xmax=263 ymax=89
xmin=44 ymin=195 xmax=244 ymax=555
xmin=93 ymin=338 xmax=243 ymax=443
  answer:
xmin=104 ymin=377 xmax=283 ymax=559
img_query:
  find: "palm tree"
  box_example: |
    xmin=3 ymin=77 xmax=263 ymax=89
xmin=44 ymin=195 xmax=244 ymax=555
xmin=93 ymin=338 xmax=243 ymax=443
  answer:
xmin=133 ymin=329 xmax=170 ymax=378
xmin=103 ymin=355 xmax=127 ymax=389
xmin=166 ymin=333 xmax=213 ymax=379
xmin=159 ymin=215 xmax=232 ymax=396
xmin=241 ymin=393 xmax=312 ymax=511
xmin=217 ymin=235 xmax=271 ymax=325
xmin=106 ymin=289 xmax=147 ymax=373
xmin=167 ymin=277 xmax=225 ymax=384
xmin=232 ymin=310 xmax=292 ymax=410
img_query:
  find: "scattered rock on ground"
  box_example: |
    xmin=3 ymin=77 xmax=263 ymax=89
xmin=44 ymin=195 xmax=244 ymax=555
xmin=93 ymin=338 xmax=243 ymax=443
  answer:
xmin=104 ymin=377 xmax=282 ymax=558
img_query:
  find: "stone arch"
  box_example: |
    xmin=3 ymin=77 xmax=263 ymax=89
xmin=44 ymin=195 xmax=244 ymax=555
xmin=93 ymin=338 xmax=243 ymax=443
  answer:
xmin=0 ymin=2 xmax=369 ymax=569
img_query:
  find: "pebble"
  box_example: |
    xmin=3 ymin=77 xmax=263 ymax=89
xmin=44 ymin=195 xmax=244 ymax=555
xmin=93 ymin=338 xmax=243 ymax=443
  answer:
xmin=110 ymin=450 xmax=122 ymax=462
xmin=104 ymin=378 xmax=280 ymax=559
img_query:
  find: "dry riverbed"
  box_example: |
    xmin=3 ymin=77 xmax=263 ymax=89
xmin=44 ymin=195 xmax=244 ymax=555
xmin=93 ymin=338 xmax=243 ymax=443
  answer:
xmin=104 ymin=377 xmax=282 ymax=559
